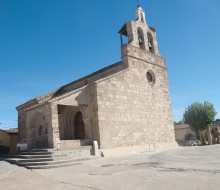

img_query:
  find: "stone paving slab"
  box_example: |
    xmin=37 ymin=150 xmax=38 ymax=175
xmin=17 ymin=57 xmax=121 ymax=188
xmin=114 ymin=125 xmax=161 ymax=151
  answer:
xmin=0 ymin=145 xmax=220 ymax=190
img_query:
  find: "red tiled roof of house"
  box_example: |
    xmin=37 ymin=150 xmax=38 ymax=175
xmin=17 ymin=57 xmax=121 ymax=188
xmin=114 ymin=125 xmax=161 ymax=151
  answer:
xmin=0 ymin=129 xmax=18 ymax=134
xmin=174 ymin=124 xmax=190 ymax=130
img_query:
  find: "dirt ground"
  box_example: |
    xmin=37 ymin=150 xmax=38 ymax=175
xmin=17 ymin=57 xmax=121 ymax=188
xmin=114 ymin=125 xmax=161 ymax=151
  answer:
xmin=0 ymin=145 xmax=220 ymax=190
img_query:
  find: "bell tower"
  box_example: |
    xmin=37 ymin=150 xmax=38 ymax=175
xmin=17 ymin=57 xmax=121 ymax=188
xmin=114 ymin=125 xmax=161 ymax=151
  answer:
xmin=117 ymin=5 xmax=175 ymax=146
xmin=119 ymin=5 xmax=160 ymax=57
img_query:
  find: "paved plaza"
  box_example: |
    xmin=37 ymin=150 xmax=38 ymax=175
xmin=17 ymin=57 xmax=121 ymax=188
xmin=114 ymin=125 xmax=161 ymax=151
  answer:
xmin=0 ymin=145 xmax=220 ymax=190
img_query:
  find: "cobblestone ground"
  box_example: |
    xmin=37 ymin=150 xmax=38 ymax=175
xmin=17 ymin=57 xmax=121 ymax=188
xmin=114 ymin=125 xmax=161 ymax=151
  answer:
xmin=0 ymin=145 xmax=220 ymax=190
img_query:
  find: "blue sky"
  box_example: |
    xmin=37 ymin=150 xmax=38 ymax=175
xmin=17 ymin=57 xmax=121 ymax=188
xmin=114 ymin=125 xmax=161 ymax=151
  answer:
xmin=0 ymin=0 xmax=220 ymax=129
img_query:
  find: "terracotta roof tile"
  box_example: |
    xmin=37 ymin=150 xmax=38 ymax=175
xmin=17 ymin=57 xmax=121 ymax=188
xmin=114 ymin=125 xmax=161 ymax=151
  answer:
xmin=174 ymin=124 xmax=190 ymax=130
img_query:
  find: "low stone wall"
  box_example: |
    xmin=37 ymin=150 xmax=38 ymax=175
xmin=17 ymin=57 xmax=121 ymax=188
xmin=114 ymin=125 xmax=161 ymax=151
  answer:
xmin=100 ymin=142 xmax=179 ymax=157
xmin=59 ymin=139 xmax=92 ymax=149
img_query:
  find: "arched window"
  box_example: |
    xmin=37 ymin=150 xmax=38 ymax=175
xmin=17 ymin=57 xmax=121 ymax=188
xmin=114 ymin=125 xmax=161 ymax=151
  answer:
xmin=147 ymin=32 xmax=155 ymax=53
xmin=137 ymin=28 xmax=145 ymax=50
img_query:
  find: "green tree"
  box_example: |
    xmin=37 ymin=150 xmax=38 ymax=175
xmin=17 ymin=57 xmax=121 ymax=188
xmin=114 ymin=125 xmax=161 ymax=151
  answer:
xmin=185 ymin=132 xmax=196 ymax=141
xmin=215 ymin=119 xmax=220 ymax=126
xmin=183 ymin=101 xmax=217 ymax=140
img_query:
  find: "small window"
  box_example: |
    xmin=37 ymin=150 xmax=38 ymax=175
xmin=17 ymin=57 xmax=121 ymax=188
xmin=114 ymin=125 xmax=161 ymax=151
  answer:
xmin=140 ymin=13 xmax=144 ymax=22
xmin=146 ymin=70 xmax=156 ymax=85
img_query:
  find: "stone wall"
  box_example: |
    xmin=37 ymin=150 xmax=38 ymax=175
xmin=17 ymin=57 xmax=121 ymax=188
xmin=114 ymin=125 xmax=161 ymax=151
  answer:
xmin=50 ymin=84 xmax=98 ymax=144
xmin=17 ymin=82 xmax=101 ymax=149
xmin=175 ymin=128 xmax=193 ymax=141
xmin=24 ymin=103 xmax=52 ymax=148
xmin=96 ymin=44 xmax=175 ymax=149
xmin=17 ymin=47 xmax=175 ymax=150
xmin=0 ymin=131 xmax=18 ymax=153
xmin=84 ymin=83 xmax=100 ymax=144
xmin=17 ymin=111 xmax=27 ymax=141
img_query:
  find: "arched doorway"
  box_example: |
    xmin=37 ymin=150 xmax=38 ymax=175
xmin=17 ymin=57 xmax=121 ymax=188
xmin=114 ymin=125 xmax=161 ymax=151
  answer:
xmin=75 ymin=112 xmax=85 ymax=139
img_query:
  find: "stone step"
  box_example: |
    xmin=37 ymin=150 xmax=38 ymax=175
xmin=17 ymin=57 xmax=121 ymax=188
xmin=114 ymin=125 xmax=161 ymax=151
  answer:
xmin=3 ymin=144 xmax=95 ymax=169
xmin=25 ymin=156 xmax=97 ymax=169
xmin=5 ymin=146 xmax=92 ymax=157
xmin=5 ymin=153 xmax=83 ymax=164
xmin=30 ymin=148 xmax=57 ymax=152
xmin=13 ymin=157 xmax=54 ymax=163
xmin=0 ymin=150 xmax=56 ymax=158
xmin=26 ymin=161 xmax=81 ymax=169
xmin=6 ymin=149 xmax=91 ymax=162
xmin=18 ymin=151 xmax=53 ymax=155
xmin=12 ymin=153 xmax=93 ymax=163
xmin=5 ymin=147 xmax=92 ymax=160
xmin=17 ymin=158 xmax=80 ymax=166
xmin=17 ymin=154 xmax=66 ymax=159
xmin=5 ymin=157 xmax=52 ymax=165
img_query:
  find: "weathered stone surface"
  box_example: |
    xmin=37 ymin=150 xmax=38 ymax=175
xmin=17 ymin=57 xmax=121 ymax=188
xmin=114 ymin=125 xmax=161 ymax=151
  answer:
xmin=16 ymin=6 xmax=176 ymax=152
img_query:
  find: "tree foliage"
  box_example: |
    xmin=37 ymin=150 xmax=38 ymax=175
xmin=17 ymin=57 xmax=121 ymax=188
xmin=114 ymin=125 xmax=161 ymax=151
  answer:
xmin=183 ymin=101 xmax=216 ymax=138
xmin=215 ymin=119 xmax=220 ymax=126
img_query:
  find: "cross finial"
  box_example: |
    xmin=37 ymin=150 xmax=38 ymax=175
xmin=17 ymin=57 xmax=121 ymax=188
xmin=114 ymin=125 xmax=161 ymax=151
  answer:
xmin=137 ymin=0 xmax=141 ymax=7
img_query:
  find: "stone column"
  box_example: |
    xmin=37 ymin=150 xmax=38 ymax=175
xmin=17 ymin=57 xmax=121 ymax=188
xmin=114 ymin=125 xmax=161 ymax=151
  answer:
xmin=207 ymin=125 xmax=212 ymax=145
xmin=48 ymin=103 xmax=61 ymax=149
xmin=83 ymin=117 xmax=91 ymax=139
xmin=93 ymin=141 xmax=100 ymax=156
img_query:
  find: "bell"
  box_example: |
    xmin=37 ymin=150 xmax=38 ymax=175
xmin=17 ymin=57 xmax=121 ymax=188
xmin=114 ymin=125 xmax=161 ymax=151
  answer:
xmin=139 ymin=36 xmax=144 ymax=44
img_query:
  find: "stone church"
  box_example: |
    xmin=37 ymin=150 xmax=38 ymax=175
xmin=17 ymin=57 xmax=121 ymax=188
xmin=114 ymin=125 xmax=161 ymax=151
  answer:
xmin=16 ymin=6 xmax=176 ymax=154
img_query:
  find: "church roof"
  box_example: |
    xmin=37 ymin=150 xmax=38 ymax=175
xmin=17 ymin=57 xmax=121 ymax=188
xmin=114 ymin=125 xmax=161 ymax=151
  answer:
xmin=16 ymin=61 xmax=127 ymax=111
xmin=118 ymin=23 xmax=128 ymax=36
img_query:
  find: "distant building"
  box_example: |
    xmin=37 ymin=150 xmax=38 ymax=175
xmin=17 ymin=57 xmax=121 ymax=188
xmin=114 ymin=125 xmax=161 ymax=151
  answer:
xmin=16 ymin=6 xmax=176 ymax=155
xmin=174 ymin=124 xmax=194 ymax=145
xmin=0 ymin=129 xmax=18 ymax=153
xmin=210 ymin=125 xmax=220 ymax=144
